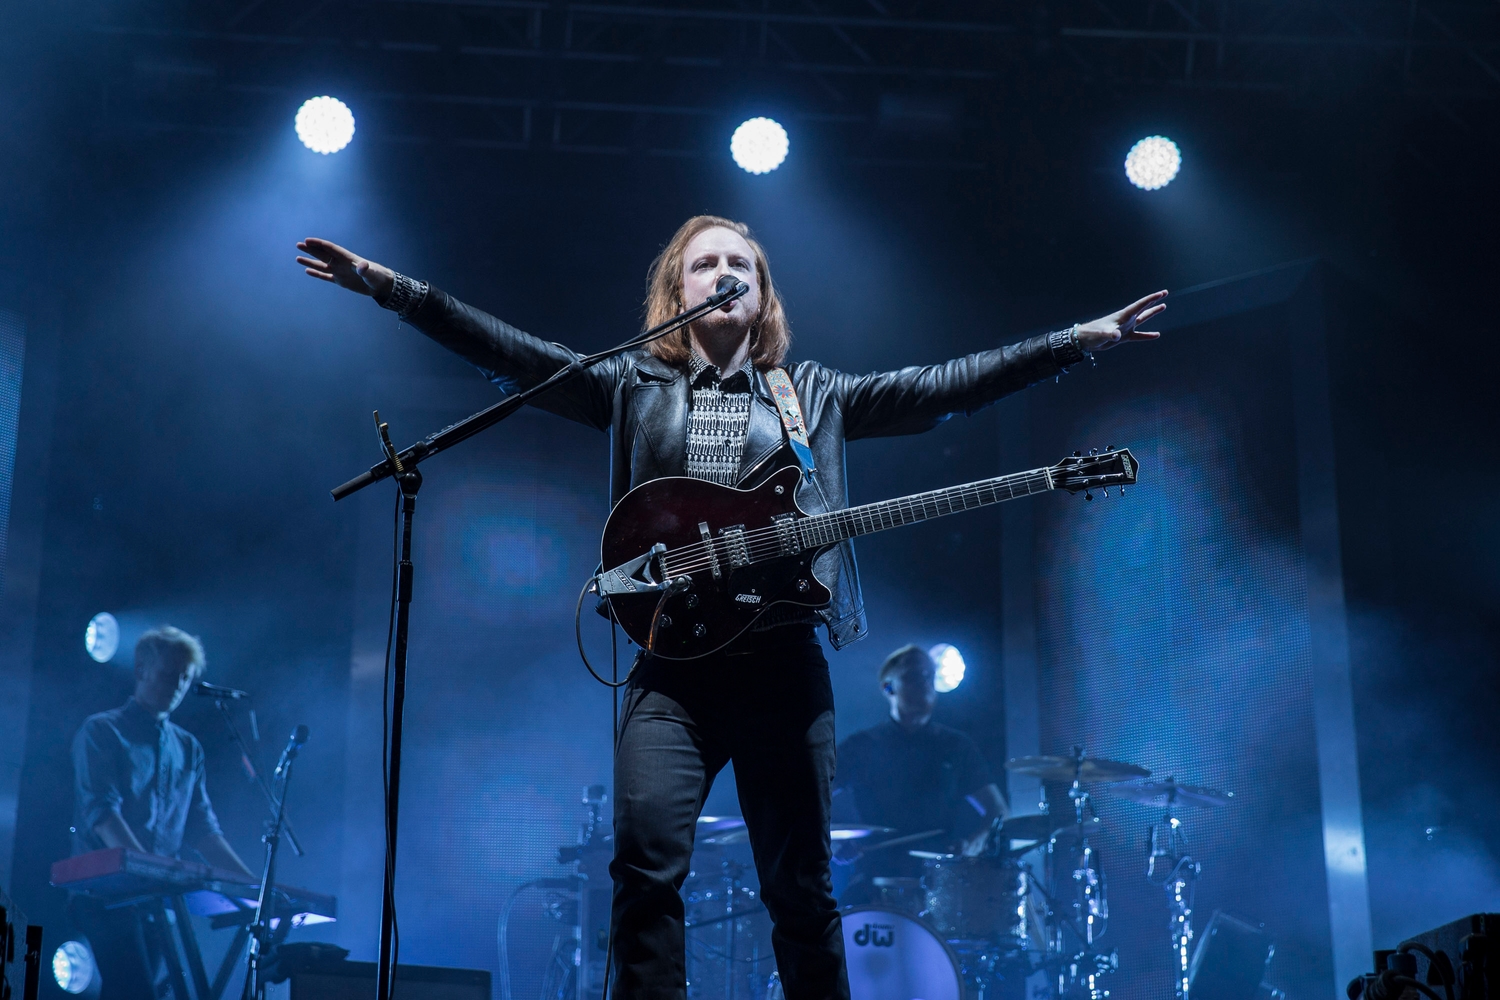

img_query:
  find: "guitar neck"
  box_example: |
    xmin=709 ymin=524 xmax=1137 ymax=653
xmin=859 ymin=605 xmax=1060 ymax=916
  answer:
xmin=799 ymin=466 xmax=1056 ymax=548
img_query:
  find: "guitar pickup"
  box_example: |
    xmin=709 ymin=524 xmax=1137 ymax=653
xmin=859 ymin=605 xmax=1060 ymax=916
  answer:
xmin=718 ymin=525 xmax=750 ymax=569
xmin=772 ymin=513 xmax=802 ymax=556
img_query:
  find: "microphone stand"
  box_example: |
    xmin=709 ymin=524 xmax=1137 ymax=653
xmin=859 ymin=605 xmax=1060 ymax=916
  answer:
xmin=329 ymin=279 xmax=749 ymax=1000
xmin=208 ymin=696 xmax=304 ymax=857
xmin=241 ymin=731 xmax=307 ymax=1000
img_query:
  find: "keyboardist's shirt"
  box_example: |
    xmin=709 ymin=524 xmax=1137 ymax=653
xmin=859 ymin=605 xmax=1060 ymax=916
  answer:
xmin=71 ymin=698 xmax=225 ymax=859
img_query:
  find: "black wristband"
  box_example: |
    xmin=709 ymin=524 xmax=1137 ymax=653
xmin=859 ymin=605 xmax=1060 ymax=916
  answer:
xmin=382 ymin=271 xmax=429 ymax=319
xmin=1048 ymin=326 xmax=1088 ymax=368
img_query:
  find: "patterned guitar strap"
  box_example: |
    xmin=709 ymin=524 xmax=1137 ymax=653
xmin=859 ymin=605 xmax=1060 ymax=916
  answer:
xmin=764 ymin=368 xmax=817 ymax=476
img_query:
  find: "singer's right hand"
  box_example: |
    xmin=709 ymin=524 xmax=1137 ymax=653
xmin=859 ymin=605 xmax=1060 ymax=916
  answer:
xmin=296 ymin=238 xmax=396 ymax=302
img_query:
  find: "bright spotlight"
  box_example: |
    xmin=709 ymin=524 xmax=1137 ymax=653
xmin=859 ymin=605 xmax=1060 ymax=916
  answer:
xmin=85 ymin=612 xmax=120 ymax=663
xmin=730 ymin=117 xmax=789 ymax=174
xmin=1124 ymin=135 xmax=1181 ymax=191
xmin=929 ymin=643 xmax=966 ymax=693
xmin=295 ymin=96 xmax=356 ymax=154
xmin=53 ymin=941 xmax=96 ymax=994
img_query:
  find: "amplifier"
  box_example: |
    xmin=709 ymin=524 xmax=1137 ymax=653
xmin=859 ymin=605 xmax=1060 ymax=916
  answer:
xmin=290 ymin=961 xmax=490 ymax=1000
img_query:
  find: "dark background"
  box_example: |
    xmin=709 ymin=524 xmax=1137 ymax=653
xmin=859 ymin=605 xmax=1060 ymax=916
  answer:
xmin=2 ymin=0 xmax=1498 ymax=997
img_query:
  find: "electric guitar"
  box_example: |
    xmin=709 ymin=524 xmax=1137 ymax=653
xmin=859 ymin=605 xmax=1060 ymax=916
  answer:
xmin=593 ymin=447 xmax=1139 ymax=660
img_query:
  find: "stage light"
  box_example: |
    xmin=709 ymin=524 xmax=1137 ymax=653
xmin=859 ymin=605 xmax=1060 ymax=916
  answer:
xmin=295 ymin=96 xmax=356 ymax=154
xmin=929 ymin=643 xmax=966 ymax=693
xmin=1125 ymin=135 xmax=1181 ymax=191
xmin=730 ymin=117 xmax=789 ymax=174
xmin=53 ymin=941 xmax=96 ymax=994
xmin=85 ymin=612 xmax=119 ymax=663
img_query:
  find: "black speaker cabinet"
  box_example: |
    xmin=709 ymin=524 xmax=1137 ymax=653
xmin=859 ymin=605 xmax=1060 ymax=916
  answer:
xmin=290 ymin=961 xmax=490 ymax=1000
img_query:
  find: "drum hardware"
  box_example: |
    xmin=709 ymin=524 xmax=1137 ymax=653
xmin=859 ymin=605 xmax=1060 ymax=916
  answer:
xmin=682 ymin=858 xmax=775 ymax=1000
xmin=1129 ymin=777 xmax=1229 ymax=1000
xmin=1005 ymin=747 xmax=1150 ymax=1000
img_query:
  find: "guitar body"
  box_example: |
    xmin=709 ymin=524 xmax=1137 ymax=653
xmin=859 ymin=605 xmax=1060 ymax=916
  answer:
xmin=600 ymin=465 xmax=832 ymax=659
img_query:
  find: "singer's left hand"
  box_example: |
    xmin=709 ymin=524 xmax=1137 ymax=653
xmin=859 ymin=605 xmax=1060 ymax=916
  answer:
xmin=1076 ymin=290 xmax=1168 ymax=353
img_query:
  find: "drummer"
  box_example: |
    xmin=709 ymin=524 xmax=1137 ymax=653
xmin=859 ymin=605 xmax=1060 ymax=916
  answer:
xmin=832 ymin=644 xmax=1009 ymax=901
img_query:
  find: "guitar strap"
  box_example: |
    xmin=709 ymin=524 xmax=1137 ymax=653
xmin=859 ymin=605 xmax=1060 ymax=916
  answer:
xmin=765 ymin=368 xmax=817 ymax=475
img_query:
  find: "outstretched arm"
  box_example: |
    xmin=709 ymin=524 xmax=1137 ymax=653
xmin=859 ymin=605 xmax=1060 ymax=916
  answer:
xmin=838 ymin=289 xmax=1169 ymax=441
xmin=294 ymin=238 xmax=617 ymax=431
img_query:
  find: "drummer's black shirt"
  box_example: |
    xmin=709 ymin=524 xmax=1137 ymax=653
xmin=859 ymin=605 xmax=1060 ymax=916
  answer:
xmin=834 ymin=718 xmax=993 ymax=844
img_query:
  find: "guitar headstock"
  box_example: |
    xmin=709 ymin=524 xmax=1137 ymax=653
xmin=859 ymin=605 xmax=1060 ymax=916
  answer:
xmin=1052 ymin=447 xmax=1139 ymax=497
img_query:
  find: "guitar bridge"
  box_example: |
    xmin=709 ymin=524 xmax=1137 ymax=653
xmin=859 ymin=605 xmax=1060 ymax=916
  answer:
xmin=772 ymin=513 xmax=802 ymax=556
xmin=719 ymin=525 xmax=750 ymax=569
xmin=699 ymin=522 xmax=721 ymax=581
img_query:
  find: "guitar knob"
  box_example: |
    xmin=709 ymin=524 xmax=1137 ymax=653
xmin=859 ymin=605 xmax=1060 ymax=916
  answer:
xmin=693 ymin=624 xmax=707 ymax=638
xmin=686 ymin=594 xmax=699 ymax=609
xmin=796 ymin=579 xmax=810 ymax=593
xmin=659 ymin=615 xmax=672 ymax=628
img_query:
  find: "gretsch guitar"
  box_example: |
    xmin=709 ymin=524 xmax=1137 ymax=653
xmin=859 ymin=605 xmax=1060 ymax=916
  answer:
xmin=595 ymin=448 xmax=1138 ymax=660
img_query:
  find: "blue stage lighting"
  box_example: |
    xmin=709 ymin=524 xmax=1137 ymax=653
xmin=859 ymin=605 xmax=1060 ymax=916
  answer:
xmin=53 ymin=941 xmax=96 ymax=994
xmin=1125 ymin=135 xmax=1181 ymax=190
xmin=929 ymin=643 xmax=966 ymax=692
xmin=85 ymin=612 xmax=119 ymax=663
xmin=295 ymin=96 xmax=356 ymax=154
xmin=731 ymin=117 xmax=789 ymax=174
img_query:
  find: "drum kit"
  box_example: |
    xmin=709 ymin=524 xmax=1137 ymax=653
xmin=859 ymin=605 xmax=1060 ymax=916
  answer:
xmin=680 ymin=748 xmax=1233 ymax=1000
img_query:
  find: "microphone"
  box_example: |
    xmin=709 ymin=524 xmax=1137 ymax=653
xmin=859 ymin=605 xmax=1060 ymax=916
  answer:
xmin=706 ymin=272 xmax=750 ymax=307
xmin=193 ymin=681 xmax=250 ymax=700
xmin=273 ymin=724 xmax=310 ymax=778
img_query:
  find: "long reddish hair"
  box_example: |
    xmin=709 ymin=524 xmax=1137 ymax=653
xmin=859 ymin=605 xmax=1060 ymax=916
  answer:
xmin=642 ymin=215 xmax=791 ymax=369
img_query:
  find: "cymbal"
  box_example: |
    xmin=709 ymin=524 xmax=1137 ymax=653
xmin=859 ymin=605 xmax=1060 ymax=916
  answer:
xmin=695 ymin=816 xmax=747 ymax=835
xmin=1005 ymin=754 xmax=1150 ymax=783
xmin=700 ymin=821 xmax=894 ymax=846
xmin=1112 ymin=778 xmax=1232 ymax=809
xmin=998 ymin=814 xmax=1064 ymax=842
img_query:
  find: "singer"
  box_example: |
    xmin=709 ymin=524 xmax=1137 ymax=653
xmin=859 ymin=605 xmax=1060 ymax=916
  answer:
xmin=69 ymin=625 xmax=255 ymax=1000
xmin=296 ymin=216 xmax=1166 ymax=999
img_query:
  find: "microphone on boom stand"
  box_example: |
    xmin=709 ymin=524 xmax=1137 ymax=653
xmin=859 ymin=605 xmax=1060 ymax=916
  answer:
xmin=709 ymin=272 xmax=750 ymax=304
xmin=274 ymin=724 xmax=310 ymax=779
xmin=193 ymin=680 xmax=251 ymax=700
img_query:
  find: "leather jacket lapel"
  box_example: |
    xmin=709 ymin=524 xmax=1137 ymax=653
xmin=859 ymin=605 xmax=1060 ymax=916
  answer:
xmin=629 ymin=356 xmax=687 ymax=482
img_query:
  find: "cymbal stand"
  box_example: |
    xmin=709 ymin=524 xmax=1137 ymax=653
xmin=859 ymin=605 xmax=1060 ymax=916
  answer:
xmin=1144 ymin=780 xmax=1201 ymax=1000
xmin=1065 ymin=749 xmax=1108 ymax=954
xmin=1050 ymin=747 xmax=1113 ymax=1000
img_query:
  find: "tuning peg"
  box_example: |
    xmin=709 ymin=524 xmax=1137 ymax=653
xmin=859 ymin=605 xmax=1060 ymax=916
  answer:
xmin=1084 ymin=491 xmax=1093 ymax=501
xmin=1106 ymin=444 xmax=1113 ymax=450
xmin=1119 ymin=486 xmax=1126 ymax=498
xmin=1088 ymin=447 xmax=1097 ymax=456
xmin=1101 ymin=487 xmax=1109 ymax=497
xmin=1074 ymin=450 xmax=1082 ymax=457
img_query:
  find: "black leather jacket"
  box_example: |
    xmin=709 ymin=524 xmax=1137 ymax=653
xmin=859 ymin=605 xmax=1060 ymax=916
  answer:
xmin=406 ymin=287 xmax=1068 ymax=649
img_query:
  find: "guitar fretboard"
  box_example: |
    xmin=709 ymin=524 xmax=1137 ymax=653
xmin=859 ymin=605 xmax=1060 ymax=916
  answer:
xmin=797 ymin=467 xmax=1053 ymax=548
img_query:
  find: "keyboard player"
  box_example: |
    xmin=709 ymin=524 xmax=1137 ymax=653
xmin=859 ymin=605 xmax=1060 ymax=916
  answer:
xmin=69 ymin=625 xmax=254 ymax=999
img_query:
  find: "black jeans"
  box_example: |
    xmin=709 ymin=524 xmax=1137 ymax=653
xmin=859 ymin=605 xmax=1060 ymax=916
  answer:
xmin=68 ymin=896 xmax=159 ymax=1000
xmin=609 ymin=626 xmax=849 ymax=1000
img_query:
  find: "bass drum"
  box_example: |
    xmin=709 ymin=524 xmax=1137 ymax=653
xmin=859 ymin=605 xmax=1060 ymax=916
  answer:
xmin=841 ymin=905 xmax=962 ymax=1000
